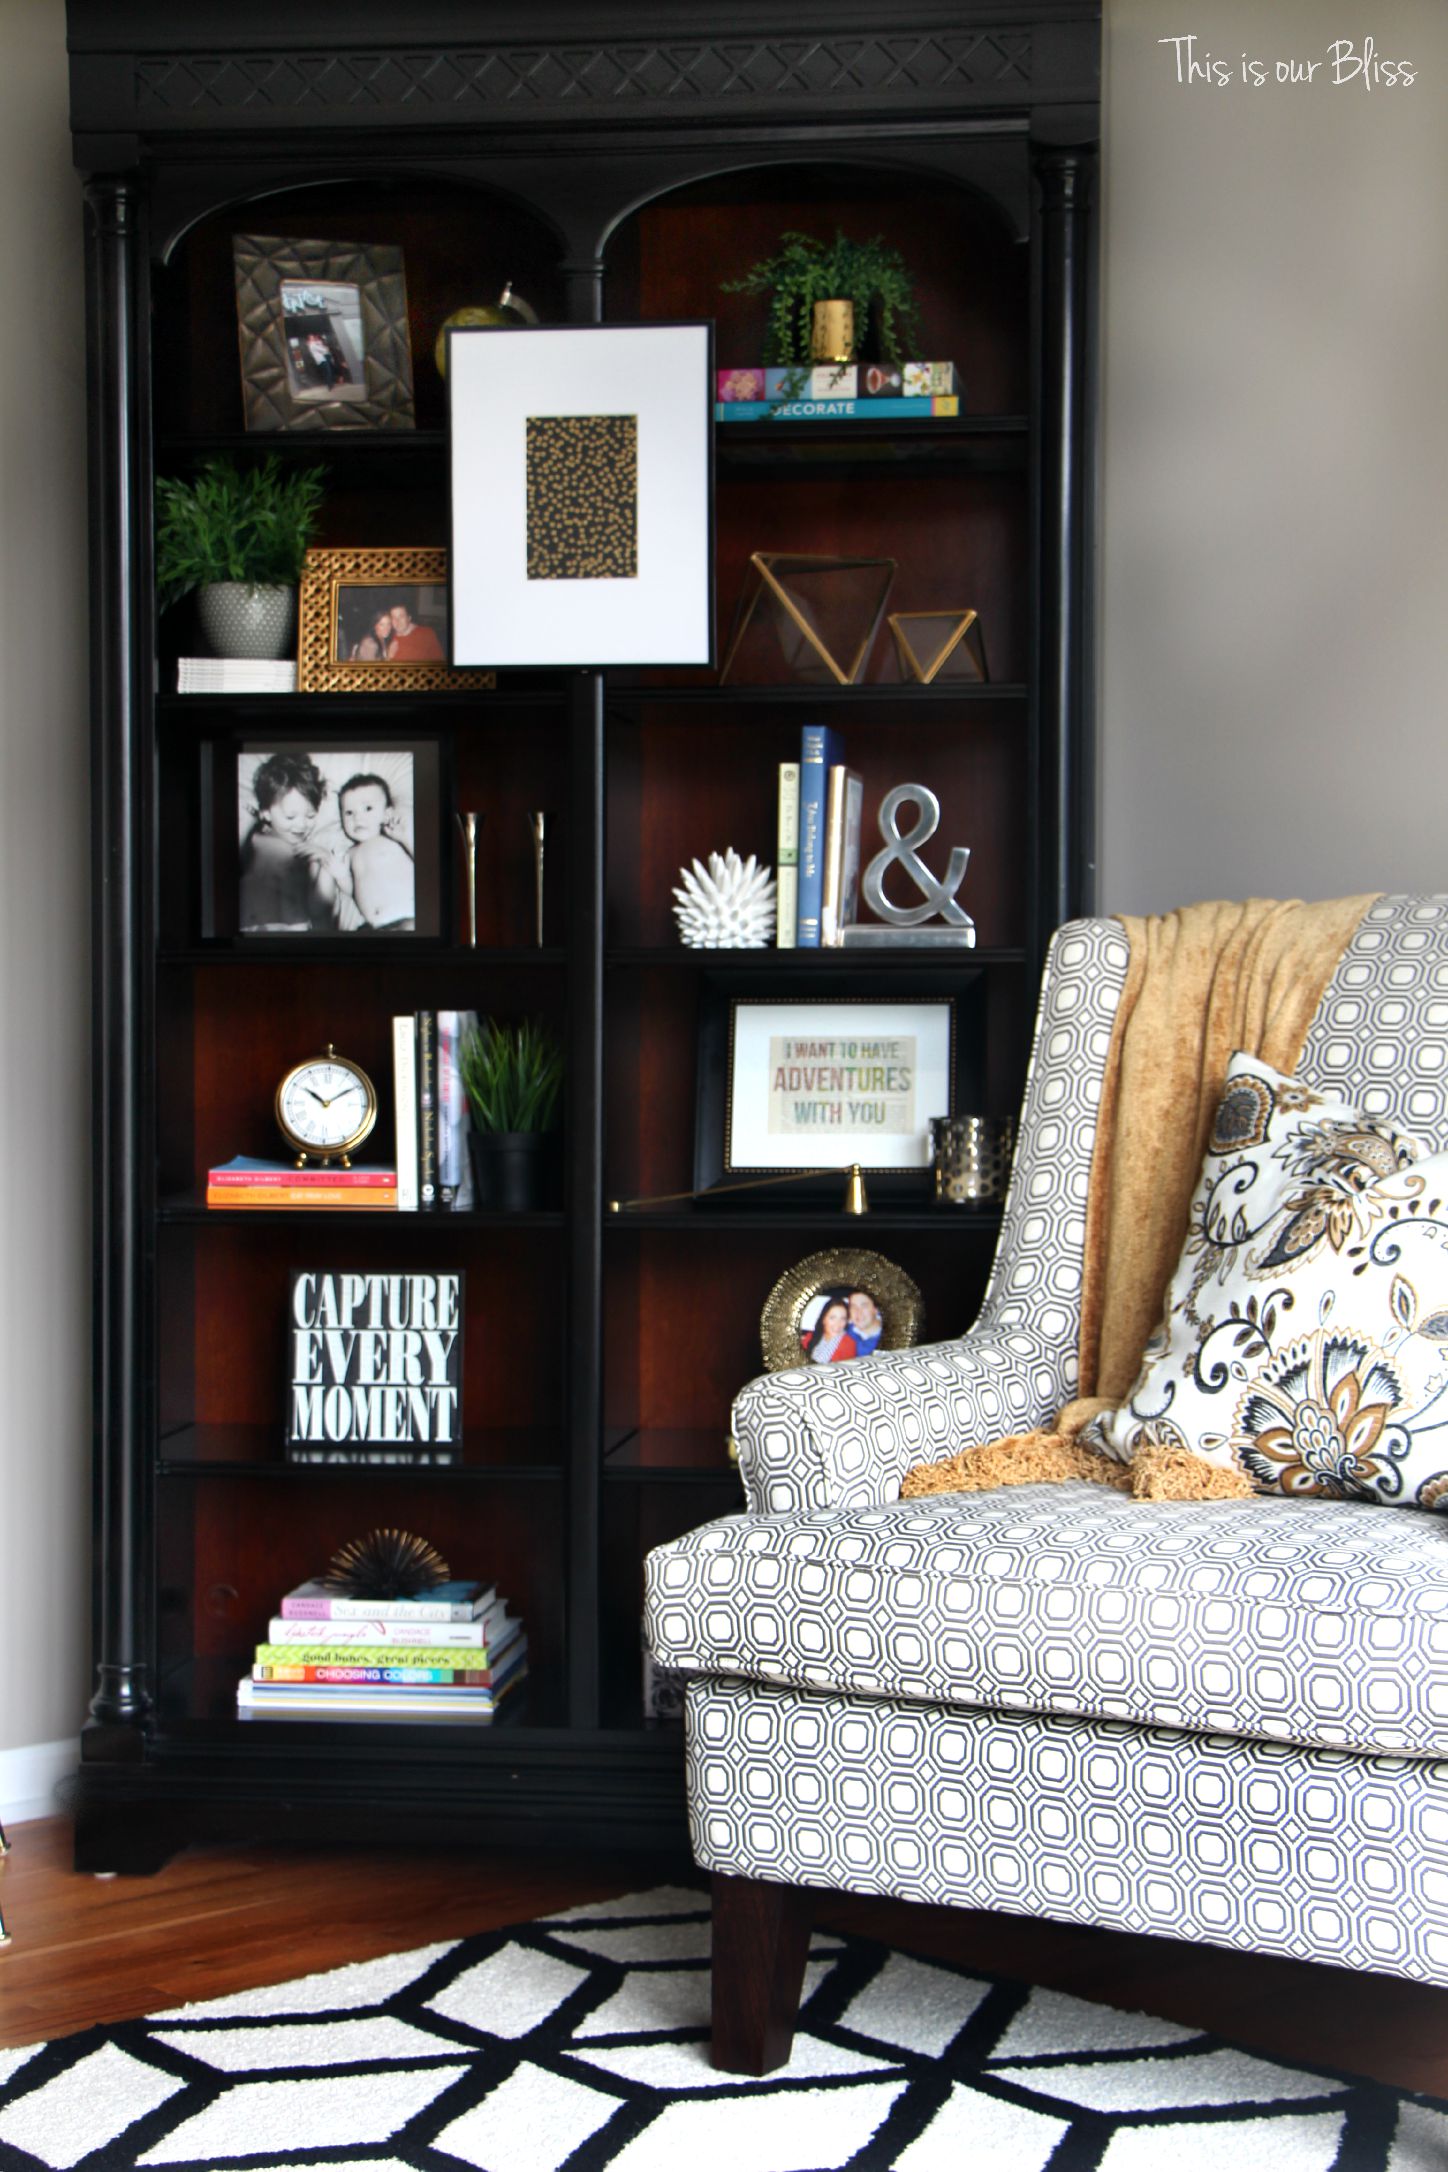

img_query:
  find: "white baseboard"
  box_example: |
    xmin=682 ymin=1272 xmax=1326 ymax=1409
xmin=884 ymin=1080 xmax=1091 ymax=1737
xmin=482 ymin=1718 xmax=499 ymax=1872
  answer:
xmin=0 ymin=1737 xmax=79 ymax=1826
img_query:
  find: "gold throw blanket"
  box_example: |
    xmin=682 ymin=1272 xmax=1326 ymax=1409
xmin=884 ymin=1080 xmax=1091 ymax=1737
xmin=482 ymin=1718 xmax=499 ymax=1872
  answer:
xmin=903 ymin=895 xmax=1380 ymax=1503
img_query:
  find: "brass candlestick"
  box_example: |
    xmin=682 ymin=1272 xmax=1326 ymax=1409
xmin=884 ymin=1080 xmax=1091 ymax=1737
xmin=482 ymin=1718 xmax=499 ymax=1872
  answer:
xmin=529 ymin=810 xmax=547 ymax=947
xmin=455 ymin=810 xmax=482 ymax=947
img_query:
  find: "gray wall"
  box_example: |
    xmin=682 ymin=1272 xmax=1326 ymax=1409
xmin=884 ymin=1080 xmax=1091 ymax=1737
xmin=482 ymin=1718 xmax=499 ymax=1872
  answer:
xmin=0 ymin=0 xmax=91 ymax=1796
xmin=1098 ymin=0 xmax=1448 ymax=913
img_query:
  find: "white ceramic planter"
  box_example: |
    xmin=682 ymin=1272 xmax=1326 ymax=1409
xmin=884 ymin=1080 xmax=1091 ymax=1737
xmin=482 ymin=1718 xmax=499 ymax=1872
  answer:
xmin=196 ymin=581 xmax=296 ymax=661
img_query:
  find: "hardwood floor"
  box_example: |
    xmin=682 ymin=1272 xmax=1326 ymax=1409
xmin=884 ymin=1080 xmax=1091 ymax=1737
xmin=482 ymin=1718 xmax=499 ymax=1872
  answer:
xmin=2 ymin=1816 xmax=1446 ymax=2098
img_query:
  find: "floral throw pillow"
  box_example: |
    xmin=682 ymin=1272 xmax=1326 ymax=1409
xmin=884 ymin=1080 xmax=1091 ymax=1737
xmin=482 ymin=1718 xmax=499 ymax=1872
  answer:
xmin=1090 ymin=1052 xmax=1448 ymax=1512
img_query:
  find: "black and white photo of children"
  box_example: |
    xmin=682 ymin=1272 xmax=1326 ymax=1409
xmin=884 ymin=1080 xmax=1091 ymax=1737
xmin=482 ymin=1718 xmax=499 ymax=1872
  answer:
xmin=237 ymin=746 xmax=416 ymax=934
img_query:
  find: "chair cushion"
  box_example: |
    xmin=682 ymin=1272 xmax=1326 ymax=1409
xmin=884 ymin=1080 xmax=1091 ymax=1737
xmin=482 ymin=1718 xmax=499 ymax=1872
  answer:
xmin=645 ymin=1482 xmax=1448 ymax=1759
xmin=1091 ymin=1052 xmax=1448 ymax=1513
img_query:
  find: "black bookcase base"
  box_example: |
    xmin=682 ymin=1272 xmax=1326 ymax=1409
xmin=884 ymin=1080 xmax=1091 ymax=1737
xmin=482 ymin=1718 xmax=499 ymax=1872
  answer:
xmin=74 ymin=1729 xmax=690 ymax=1875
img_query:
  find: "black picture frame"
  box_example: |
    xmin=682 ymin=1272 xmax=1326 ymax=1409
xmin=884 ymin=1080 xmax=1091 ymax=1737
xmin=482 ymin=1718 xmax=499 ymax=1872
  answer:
xmin=693 ymin=969 xmax=983 ymax=1204
xmin=201 ymin=732 xmax=449 ymax=943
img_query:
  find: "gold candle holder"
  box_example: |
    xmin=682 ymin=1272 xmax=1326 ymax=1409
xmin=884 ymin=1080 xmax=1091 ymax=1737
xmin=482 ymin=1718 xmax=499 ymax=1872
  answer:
xmin=529 ymin=811 xmax=547 ymax=947
xmin=455 ymin=810 xmax=482 ymax=947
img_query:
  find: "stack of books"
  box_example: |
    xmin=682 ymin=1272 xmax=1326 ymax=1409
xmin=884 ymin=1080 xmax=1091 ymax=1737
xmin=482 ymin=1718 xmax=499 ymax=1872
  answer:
xmin=716 ymin=360 xmax=961 ymax=423
xmin=393 ymin=1009 xmax=476 ymax=1213
xmin=177 ymin=657 xmax=298 ymax=694
xmin=777 ymin=725 xmax=863 ymax=948
xmin=236 ymin=1578 xmax=527 ymax=1724
xmin=206 ymin=1156 xmax=398 ymax=1209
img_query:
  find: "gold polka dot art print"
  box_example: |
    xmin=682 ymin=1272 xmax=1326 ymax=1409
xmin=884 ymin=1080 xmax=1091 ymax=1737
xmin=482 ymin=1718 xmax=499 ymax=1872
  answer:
xmin=526 ymin=413 xmax=638 ymax=582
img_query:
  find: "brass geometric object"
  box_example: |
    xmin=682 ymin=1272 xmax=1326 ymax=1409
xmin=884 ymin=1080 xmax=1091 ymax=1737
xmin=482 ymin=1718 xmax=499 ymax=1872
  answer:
xmin=889 ymin=608 xmax=988 ymax=685
xmin=720 ymin=552 xmax=896 ymax=686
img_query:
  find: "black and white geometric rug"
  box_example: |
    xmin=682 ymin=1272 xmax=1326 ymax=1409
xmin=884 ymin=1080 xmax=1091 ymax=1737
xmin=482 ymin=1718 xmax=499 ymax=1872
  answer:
xmin=0 ymin=1885 xmax=1443 ymax=2170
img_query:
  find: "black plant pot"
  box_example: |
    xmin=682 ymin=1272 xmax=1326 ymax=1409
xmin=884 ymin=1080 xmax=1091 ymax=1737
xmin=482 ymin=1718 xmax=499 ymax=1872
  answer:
xmin=469 ymin=1129 xmax=548 ymax=1212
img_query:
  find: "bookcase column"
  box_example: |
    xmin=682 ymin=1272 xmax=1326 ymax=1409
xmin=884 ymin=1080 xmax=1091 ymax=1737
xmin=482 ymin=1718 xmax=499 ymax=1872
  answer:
xmin=1034 ymin=144 xmax=1097 ymax=935
xmin=84 ymin=175 xmax=152 ymax=1729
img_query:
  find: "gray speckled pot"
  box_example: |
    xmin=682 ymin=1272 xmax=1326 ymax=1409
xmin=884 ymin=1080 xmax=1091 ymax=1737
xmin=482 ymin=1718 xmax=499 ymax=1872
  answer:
xmin=196 ymin=582 xmax=296 ymax=661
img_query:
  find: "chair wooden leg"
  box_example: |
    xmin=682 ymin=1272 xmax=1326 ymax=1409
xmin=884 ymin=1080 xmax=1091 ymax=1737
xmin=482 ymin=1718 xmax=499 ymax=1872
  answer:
xmin=710 ymin=1869 xmax=814 ymax=2075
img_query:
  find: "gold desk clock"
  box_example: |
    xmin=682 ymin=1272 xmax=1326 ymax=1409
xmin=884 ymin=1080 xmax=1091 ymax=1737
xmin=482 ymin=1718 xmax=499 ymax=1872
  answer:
xmin=275 ymin=1045 xmax=379 ymax=1168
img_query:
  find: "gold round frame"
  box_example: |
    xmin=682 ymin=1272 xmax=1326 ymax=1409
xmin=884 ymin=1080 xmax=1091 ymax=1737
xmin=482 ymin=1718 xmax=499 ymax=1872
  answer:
xmin=760 ymin=1247 xmax=924 ymax=1374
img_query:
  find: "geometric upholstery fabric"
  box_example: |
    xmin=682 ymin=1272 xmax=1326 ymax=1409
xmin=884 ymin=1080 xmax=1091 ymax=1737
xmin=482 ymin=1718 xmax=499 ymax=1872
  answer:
xmin=728 ymin=897 xmax=1448 ymax=1519
xmin=685 ymin=1676 xmax=1448 ymax=1984
xmin=646 ymin=1482 xmax=1448 ymax=1759
xmin=659 ymin=898 xmax=1448 ymax=1994
xmin=729 ymin=917 xmax=1130 ymax=1517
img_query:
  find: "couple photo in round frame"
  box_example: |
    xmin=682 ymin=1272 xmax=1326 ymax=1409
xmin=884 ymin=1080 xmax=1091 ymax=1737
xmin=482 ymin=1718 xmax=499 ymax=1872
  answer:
xmin=759 ymin=1248 xmax=924 ymax=1373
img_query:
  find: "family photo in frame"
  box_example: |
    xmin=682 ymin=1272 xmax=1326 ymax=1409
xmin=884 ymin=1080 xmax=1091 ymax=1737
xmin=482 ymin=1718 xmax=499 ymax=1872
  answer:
xmin=297 ymin=547 xmax=495 ymax=693
xmin=232 ymin=741 xmax=442 ymax=938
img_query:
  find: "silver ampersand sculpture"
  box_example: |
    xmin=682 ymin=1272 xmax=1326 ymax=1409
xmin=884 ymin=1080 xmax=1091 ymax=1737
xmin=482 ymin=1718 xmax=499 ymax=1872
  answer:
xmin=846 ymin=783 xmax=976 ymax=947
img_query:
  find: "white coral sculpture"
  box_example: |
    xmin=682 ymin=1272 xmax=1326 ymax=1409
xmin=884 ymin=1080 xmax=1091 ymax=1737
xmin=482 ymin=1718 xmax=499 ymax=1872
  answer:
xmin=672 ymin=849 xmax=777 ymax=949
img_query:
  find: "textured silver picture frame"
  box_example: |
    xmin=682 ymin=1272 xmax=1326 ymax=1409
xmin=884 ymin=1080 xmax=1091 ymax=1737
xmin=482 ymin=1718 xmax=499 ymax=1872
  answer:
xmin=233 ymin=233 xmax=416 ymax=433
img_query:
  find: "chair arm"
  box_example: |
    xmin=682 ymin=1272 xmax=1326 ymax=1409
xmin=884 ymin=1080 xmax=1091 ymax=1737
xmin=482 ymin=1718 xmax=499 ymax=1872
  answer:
xmin=730 ymin=1325 xmax=1064 ymax=1515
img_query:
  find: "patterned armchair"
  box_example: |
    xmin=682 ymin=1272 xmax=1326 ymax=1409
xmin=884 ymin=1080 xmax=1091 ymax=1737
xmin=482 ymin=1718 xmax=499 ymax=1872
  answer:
xmin=644 ymin=897 xmax=1448 ymax=2074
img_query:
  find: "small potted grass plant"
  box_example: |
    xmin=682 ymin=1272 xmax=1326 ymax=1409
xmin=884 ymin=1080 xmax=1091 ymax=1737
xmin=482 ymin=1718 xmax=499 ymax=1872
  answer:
xmin=155 ymin=453 xmax=326 ymax=659
xmin=721 ymin=229 xmax=923 ymax=382
xmin=459 ymin=1017 xmax=564 ymax=1212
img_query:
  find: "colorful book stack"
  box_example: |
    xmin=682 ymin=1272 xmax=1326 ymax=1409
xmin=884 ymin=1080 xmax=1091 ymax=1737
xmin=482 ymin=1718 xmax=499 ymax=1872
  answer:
xmin=206 ymin=1156 xmax=398 ymax=1209
xmin=778 ymin=725 xmax=864 ymax=949
xmin=393 ymin=1008 xmax=477 ymax=1213
xmin=717 ymin=360 xmax=961 ymax=422
xmin=236 ymin=1579 xmax=527 ymax=1723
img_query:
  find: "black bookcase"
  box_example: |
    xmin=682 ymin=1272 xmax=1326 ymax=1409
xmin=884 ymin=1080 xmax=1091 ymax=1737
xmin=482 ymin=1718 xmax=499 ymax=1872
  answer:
xmin=68 ymin=0 xmax=1099 ymax=1870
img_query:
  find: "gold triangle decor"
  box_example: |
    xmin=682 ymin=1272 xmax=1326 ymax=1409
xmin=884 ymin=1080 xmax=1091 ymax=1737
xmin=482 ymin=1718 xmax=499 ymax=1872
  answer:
xmin=889 ymin=609 xmax=988 ymax=685
xmin=720 ymin=552 xmax=897 ymax=686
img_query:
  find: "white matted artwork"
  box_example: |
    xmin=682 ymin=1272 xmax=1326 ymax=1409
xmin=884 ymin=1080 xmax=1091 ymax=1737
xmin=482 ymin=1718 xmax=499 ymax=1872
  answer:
xmin=727 ymin=998 xmax=954 ymax=1172
xmin=448 ymin=322 xmax=714 ymax=668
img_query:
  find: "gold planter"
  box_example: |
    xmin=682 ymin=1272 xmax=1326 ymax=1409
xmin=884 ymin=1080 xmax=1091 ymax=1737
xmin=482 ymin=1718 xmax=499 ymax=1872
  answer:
xmin=810 ymin=298 xmax=855 ymax=365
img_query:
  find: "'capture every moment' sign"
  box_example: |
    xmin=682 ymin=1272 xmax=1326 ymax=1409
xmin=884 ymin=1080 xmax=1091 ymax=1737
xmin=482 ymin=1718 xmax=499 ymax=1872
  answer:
xmin=286 ymin=1270 xmax=463 ymax=1463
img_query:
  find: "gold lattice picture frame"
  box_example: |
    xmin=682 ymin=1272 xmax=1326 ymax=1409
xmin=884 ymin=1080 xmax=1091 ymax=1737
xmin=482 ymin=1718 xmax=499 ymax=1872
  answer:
xmin=760 ymin=1247 xmax=924 ymax=1373
xmin=297 ymin=548 xmax=497 ymax=693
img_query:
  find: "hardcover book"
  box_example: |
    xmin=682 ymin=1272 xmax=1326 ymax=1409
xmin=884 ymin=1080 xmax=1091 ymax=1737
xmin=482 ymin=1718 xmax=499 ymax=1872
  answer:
xmin=795 ymin=725 xmax=844 ymax=947
xmin=264 ymin=1609 xmax=514 ymax=1646
xmin=776 ymin=760 xmax=800 ymax=949
xmin=821 ymin=766 xmax=865 ymax=947
xmin=279 ymin=1577 xmax=496 ymax=1623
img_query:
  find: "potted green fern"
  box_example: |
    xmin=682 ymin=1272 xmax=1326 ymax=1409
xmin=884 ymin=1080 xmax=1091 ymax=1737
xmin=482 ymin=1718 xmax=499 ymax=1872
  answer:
xmin=155 ymin=453 xmax=326 ymax=660
xmin=722 ymin=230 xmax=924 ymax=379
xmin=459 ymin=1017 xmax=564 ymax=1212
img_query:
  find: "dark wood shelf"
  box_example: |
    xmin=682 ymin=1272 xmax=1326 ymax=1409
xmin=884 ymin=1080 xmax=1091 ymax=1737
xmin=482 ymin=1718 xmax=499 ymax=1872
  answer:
xmin=716 ymin=414 xmax=1028 ymax=473
xmin=605 ymin=945 xmax=1023 ymax=970
xmin=160 ymin=1198 xmax=566 ymax=1229
xmin=606 ymin=679 xmax=1027 ymax=706
xmin=157 ymin=1422 xmax=564 ymax=1477
xmin=157 ymin=686 xmax=561 ymax=719
xmin=604 ymin=1428 xmax=748 ymax=1484
xmin=159 ymin=944 xmax=565 ymax=969
xmin=605 ymin=1204 xmax=1003 ymax=1232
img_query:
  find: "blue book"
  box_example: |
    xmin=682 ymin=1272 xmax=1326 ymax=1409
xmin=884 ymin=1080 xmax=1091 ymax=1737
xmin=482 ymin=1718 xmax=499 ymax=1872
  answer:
xmin=796 ymin=725 xmax=843 ymax=947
